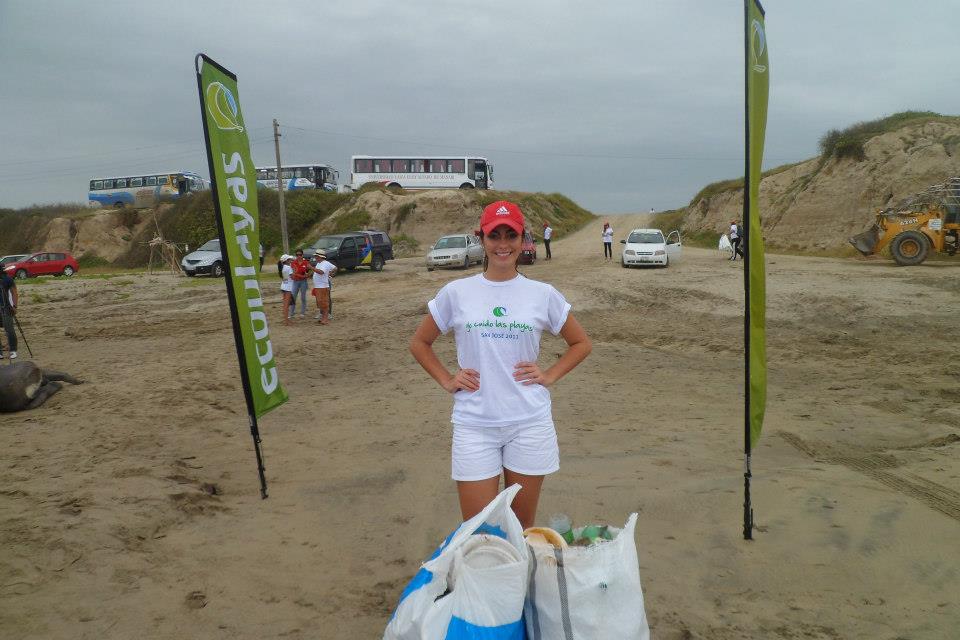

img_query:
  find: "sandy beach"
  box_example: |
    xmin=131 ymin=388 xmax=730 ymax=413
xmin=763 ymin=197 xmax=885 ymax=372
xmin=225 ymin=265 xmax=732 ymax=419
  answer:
xmin=2 ymin=213 xmax=958 ymax=639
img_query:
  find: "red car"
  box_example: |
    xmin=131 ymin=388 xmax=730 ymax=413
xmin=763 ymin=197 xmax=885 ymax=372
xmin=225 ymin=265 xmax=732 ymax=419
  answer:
xmin=518 ymin=229 xmax=537 ymax=265
xmin=3 ymin=252 xmax=79 ymax=279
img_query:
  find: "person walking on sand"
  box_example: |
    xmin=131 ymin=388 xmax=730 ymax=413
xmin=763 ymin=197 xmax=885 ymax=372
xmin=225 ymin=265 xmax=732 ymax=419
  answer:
xmin=0 ymin=270 xmax=18 ymax=360
xmin=542 ymin=221 xmax=553 ymax=260
xmin=309 ymin=250 xmax=337 ymax=324
xmin=409 ymin=200 xmax=592 ymax=530
xmin=602 ymin=222 xmax=614 ymax=260
xmin=290 ymin=249 xmax=311 ymax=318
xmin=279 ymin=254 xmax=295 ymax=326
xmin=729 ymin=219 xmax=745 ymax=261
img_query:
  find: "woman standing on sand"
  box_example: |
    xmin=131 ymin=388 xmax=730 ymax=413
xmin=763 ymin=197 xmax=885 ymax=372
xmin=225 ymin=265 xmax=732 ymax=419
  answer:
xmin=409 ymin=201 xmax=592 ymax=529
xmin=279 ymin=254 xmax=294 ymax=326
xmin=602 ymin=222 xmax=614 ymax=260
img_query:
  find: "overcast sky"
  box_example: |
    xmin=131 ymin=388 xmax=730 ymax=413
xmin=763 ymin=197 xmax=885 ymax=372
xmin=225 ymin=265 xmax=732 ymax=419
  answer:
xmin=1 ymin=1 xmax=956 ymax=213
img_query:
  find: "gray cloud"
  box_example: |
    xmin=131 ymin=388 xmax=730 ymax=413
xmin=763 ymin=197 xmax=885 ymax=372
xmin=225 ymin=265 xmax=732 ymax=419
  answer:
xmin=1 ymin=1 xmax=956 ymax=212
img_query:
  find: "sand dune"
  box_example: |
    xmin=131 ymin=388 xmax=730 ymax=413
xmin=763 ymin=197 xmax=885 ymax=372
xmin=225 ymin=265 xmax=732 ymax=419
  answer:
xmin=2 ymin=214 xmax=958 ymax=639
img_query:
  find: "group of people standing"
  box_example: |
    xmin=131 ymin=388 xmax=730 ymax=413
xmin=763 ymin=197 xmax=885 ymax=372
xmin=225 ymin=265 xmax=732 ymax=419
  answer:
xmin=278 ymin=249 xmax=337 ymax=326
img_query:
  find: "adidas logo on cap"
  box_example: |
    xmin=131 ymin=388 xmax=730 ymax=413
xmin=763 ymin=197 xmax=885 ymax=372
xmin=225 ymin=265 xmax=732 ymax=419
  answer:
xmin=496 ymin=205 xmax=510 ymax=216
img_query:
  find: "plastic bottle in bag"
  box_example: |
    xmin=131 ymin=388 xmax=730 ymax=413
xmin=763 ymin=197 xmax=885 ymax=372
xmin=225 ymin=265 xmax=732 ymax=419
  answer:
xmin=548 ymin=514 xmax=575 ymax=544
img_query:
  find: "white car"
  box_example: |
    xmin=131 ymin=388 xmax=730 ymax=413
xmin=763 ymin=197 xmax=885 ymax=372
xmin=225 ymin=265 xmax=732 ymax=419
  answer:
xmin=620 ymin=228 xmax=682 ymax=268
xmin=426 ymin=234 xmax=484 ymax=270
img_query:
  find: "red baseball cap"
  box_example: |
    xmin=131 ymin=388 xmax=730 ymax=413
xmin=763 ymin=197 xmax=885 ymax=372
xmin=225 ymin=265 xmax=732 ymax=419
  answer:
xmin=480 ymin=201 xmax=525 ymax=235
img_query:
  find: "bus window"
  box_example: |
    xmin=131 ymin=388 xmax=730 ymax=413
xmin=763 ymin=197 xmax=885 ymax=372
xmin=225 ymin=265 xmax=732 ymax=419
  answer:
xmin=147 ymin=176 xmax=157 ymax=186
xmin=157 ymin=176 xmax=168 ymax=185
xmin=373 ymin=159 xmax=390 ymax=172
xmin=451 ymin=159 xmax=465 ymax=172
xmin=391 ymin=159 xmax=409 ymax=172
xmin=411 ymin=159 xmax=426 ymax=173
xmin=355 ymin=159 xmax=373 ymax=172
xmin=430 ymin=160 xmax=447 ymax=172
xmin=116 ymin=178 xmax=127 ymax=188
xmin=131 ymin=178 xmax=143 ymax=187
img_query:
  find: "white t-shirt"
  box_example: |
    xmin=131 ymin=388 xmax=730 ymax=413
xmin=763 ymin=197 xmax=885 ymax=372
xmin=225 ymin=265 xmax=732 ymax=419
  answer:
xmin=311 ymin=260 xmax=336 ymax=288
xmin=280 ymin=264 xmax=294 ymax=292
xmin=602 ymin=227 xmax=614 ymax=242
xmin=428 ymin=273 xmax=572 ymax=427
xmin=543 ymin=226 xmax=552 ymax=240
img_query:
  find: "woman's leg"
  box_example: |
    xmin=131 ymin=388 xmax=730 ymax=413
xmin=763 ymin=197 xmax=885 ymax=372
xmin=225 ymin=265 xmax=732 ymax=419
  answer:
xmin=456 ymin=476 xmax=501 ymax=522
xmin=503 ymin=469 xmax=545 ymax=529
xmin=282 ymin=292 xmax=293 ymax=325
xmin=319 ymin=288 xmax=330 ymax=323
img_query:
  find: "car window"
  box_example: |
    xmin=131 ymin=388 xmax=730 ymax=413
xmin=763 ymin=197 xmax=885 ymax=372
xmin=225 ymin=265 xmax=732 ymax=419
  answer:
xmin=313 ymin=237 xmax=342 ymax=251
xmin=53 ymin=253 xmax=65 ymax=260
xmin=435 ymin=237 xmax=466 ymax=249
xmin=628 ymin=232 xmax=664 ymax=243
xmin=342 ymin=238 xmax=356 ymax=250
xmin=30 ymin=255 xmax=43 ymax=262
xmin=198 ymin=240 xmax=220 ymax=251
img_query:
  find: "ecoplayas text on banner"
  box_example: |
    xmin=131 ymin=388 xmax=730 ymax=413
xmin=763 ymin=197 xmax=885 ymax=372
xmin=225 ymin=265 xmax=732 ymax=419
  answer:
xmin=746 ymin=0 xmax=769 ymax=447
xmin=197 ymin=56 xmax=288 ymax=417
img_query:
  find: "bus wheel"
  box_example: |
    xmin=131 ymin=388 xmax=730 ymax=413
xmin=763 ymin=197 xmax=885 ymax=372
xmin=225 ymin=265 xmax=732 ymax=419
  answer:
xmin=459 ymin=183 xmax=474 ymax=189
xmin=387 ymin=183 xmax=402 ymax=193
xmin=114 ymin=201 xmax=125 ymax=208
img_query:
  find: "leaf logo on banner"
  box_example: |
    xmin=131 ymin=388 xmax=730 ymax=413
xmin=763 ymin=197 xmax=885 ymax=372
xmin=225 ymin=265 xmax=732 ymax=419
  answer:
xmin=205 ymin=81 xmax=244 ymax=132
xmin=751 ymin=19 xmax=767 ymax=73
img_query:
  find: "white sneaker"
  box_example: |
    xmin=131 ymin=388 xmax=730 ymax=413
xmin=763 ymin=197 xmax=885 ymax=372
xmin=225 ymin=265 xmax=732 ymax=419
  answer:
xmin=0 ymin=353 xmax=5 ymax=359
xmin=9 ymin=351 xmax=16 ymax=359
xmin=314 ymin=312 xmax=322 ymax=319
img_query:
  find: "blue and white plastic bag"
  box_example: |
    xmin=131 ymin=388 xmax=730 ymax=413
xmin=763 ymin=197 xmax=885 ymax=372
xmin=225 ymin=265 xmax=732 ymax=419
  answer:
xmin=384 ymin=484 xmax=529 ymax=640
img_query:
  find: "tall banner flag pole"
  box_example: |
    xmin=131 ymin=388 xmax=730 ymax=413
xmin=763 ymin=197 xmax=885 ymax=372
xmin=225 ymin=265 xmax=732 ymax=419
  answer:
xmin=195 ymin=54 xmax=289 ymax=499
xmin=742 ymin=1 xmax=769 ymax=540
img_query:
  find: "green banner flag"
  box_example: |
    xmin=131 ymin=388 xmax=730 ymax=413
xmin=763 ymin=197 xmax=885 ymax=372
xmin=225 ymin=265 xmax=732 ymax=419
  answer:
xmin=196 ymin=55 xmax=288 ymax=420
xmin=745 ymin=1 xmax=769 ymax=448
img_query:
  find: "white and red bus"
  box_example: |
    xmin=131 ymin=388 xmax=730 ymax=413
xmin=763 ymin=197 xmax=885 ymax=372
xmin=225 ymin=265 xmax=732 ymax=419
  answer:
xmin=349 ymin=156 xmax=493 ymax=191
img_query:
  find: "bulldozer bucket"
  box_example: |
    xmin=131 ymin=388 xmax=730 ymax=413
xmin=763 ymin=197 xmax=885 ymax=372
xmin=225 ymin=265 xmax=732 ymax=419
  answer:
xmin=849 ymin=224 xmax=881 ymax=255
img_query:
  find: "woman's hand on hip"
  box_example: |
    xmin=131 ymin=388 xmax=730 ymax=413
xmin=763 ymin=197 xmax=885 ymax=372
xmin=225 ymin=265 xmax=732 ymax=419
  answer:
xmin=514 ymin=361 xmax=550 ymax=386
xmin=443 ymin=368 xmax=480 ymax=393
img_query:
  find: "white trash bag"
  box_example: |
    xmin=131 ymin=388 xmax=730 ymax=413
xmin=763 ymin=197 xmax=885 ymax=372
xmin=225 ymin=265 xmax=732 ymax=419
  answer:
xmin=719 ymin=233 xmax=733 ymax=254
xmin=524 ymin=513 xmax=649 ymax=640
xmin=384 ymin=484 xmax=529 ymax=640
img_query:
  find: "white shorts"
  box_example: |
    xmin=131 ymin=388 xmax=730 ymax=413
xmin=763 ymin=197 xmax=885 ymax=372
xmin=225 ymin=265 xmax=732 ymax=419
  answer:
xmin=451 ymin=422 xmax=559 ymax=481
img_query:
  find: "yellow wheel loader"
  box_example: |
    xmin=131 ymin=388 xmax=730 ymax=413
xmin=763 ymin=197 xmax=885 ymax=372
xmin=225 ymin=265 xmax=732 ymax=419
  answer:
xmin=850 ymin=177 xmax=960 ymax=266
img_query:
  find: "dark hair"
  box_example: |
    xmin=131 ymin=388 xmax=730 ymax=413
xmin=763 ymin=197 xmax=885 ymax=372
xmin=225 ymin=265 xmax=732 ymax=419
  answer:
xmin=477 ymin=229 xmax=521 ymax=273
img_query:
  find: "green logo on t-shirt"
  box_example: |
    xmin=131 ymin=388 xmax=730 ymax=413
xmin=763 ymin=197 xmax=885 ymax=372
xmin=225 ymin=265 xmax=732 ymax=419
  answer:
xmin=492 ymin=306 xmax=507 ymax=317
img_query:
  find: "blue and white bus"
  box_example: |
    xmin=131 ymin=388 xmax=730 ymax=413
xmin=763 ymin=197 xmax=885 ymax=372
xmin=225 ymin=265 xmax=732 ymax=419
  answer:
xmin=349 ymin=156 xmax=493 ymax=191
xmin=255 ymin=164 xmax=340 ymax=192
xmin=88 ymin=171 xmax=207 ymax=208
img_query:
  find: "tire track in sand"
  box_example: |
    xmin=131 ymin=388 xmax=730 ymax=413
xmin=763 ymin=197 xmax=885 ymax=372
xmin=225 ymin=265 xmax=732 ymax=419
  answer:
xmin=780 ymin=431 xmax=960 ymax=522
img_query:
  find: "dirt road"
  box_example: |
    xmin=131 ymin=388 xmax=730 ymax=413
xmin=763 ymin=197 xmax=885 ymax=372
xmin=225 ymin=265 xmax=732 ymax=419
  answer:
xmin=2 ymin=213 xmax=958 ymax=639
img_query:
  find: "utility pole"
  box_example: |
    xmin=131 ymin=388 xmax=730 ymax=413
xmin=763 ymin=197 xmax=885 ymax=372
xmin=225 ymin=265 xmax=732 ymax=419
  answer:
xmin=273 ymin=118 xmax=290 ymax=254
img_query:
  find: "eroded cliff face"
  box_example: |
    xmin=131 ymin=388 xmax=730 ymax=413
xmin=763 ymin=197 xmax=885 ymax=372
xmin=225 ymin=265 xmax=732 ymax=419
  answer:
xmin=33 ymin=210 xmax=154 ymax=261
xmin=683 ymin=121 xmax=960 ymax=252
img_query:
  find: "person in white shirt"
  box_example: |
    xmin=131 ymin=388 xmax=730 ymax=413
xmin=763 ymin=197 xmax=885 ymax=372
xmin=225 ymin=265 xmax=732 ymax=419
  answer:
xmin=542 ymin=221 xmax=553 ymax=260
xmin=409 ymin=201 xmax=592 ymax=529
xmin=279 ymin=254 xmax=294 ymax=326
xmin=309 ymin=250 xmax=337 ymax=324
xmin=602 ymin=222 xmax=614 ymax=260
